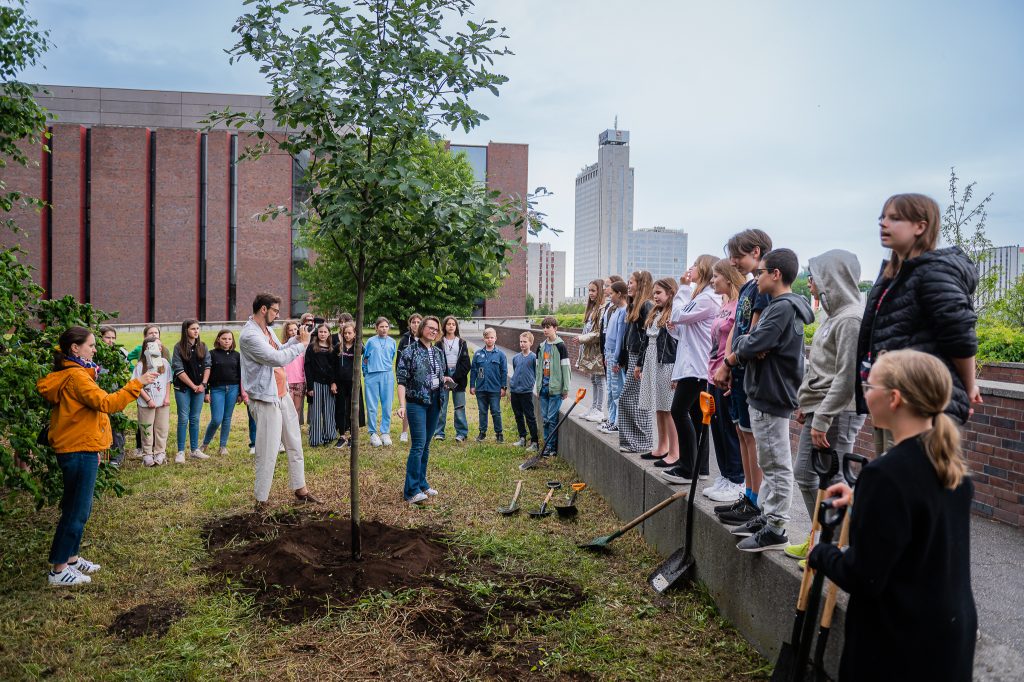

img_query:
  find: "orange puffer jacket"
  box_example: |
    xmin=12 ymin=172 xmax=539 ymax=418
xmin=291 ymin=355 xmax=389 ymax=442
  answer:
xmin=37 ymin=361 xmax=144 ymax=454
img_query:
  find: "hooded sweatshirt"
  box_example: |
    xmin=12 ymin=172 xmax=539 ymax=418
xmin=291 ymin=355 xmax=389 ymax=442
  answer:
xmin=798 ymin=250 xmax=864 ymax=432
xmin=733 ymin=292 xmax=816 ymax=418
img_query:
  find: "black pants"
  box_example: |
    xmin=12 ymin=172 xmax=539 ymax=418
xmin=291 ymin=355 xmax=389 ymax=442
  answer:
xmin=334 ymin=380 xmax=365 ymax=438
xmin=510 ymin=391 xmax=538 ymax=442
xmin=670 ymin=377 xmax=709 ymax=479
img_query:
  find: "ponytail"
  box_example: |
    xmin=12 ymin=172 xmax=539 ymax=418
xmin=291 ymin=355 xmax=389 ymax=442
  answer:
xmin=924 ymin=413 xmax=966 ymax=490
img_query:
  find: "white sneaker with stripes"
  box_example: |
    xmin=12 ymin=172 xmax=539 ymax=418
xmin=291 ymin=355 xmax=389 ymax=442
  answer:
xmin=70 ymin=557 xmax=101 ymax=574
xmin=48 ymin=566 xmax=91 ymax=586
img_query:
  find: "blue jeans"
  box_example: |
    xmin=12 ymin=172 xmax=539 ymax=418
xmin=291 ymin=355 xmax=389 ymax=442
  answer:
xmin=404 ymin=395 xmax=440 ymax=499
xmin=174 ymin=388 xmax=204 ymax=452
xmin=539 ymin=389 xmax=564 ymax=454
xmin=364 ymin=371 xmax=394 ymax=435
xmin=203 ymin=384 xmax=239 ymax=448
xmin=435 ymin=389 xmax=468 ymax=439
xmin=476 ymin=391 xmax=502 ymax=435
xmin=605 ymin=360 xmax=623 ymax=425
xmin=710 ymin=385 xmax=744 ymax=483
xmin=48 ymin=452 xmax=99 ymax=564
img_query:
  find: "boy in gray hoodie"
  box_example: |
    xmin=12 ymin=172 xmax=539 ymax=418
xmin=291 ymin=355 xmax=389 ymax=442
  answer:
xmin=786 ymin=249 xmax=867 ymax=559
xmin=724 ymin=248 xmax=815 ymax=552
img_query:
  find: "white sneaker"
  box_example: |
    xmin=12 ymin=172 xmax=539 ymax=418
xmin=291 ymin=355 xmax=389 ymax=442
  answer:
xmin=174 ymin=451 xmax=186 ymax=464
xmin=218 ymin=447 xmax=229 ymax=456
xmin=424 ymin=488 xmax=438 ymax=497
xmin=408 ymin=492 xmax=429 ymax=506
xmin=48 ymin=566 xmax=91 ymax=586
xmin=249 ymin=446 xmax=256 ymax=455
xmin=143 ymin=454 xmax=155 ymax=467
xmin=370 ymin=433 xmax=383 ymax=447
xmin=381 ymin=434 xmax=393 ymax=447
xmin=702 ymin=476 xmax=728 ymax=498
xmin=279 ymin=444 xmax=286 ymax=453
xmin=708 ymin=481 xmax=746 ymax=503
xmin=400 ymin=432 xmax=409 ymax=443
xmin=585 ymin=411 xmax=605 ymax=422
xmin=190 ymin=449 xmax=210 ymax=460
xmin=154 ymin=452 xmax=167 ymax=465
xmin=71 ymin=557 xmax=101 ymax=574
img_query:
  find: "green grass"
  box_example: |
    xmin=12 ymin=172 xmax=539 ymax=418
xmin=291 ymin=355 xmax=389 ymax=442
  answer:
xmin=0 ymin=347 xmax=769 ymax=680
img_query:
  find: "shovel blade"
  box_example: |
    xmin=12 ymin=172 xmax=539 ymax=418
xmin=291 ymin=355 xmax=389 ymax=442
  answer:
xmin=497 ymin=506 xmax=519 ymax=516
xmin=647 ymin=548 xmax=694 ymax=593
xmin=578 ymin=535 xmax=613 ymax=551
xmin=770 ymin=642 xmax=795 ymax=682
xmin=555 ymin=506 xmax=578 ymax=518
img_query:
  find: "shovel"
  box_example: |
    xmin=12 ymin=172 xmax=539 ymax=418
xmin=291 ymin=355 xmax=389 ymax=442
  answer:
xmin=497 ymin=479 xmax=524 ymax=516
xmin=555 ymin=482 xmax=588 ymax=518
xmin=812 ymin=496 xmax=853 ymax=681
xmin=769 ymin=448 xmax=839 ymax=681
xmin=579 ymin=487 xmax=689 ymax=551
xmin=528 ymin=481 xmax=562 ymax=518
xmin=647 ymin=391 xmax=715 ymax=593
xmin=520 ymin=387 xmax=587 ymax=471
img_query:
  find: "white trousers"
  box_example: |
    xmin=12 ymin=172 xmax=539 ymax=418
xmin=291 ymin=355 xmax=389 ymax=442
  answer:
xmin=250 ymin=395 xmax=306 ymax=502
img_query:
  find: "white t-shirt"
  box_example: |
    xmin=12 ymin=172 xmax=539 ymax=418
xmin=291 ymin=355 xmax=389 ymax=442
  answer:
xmin=133 ymin=359 xmax=173 ymax=407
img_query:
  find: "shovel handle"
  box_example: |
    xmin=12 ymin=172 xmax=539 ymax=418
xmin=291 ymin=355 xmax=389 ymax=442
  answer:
xmin=509 ymin=480 xmax=524 ymax=506
xmin=819 ymin=493 xmax=853 ymax=629
xmin=616 ymin=488 xmax=689 ymax=535
xmin=574 ymin=387 xmax=587 ymax=403
xmin=538 ymin=485 xmax=556 ymax=512
xmin=796 ymin=487 xmax=827 ymax=611
xmin=698 ymin=391 xmax=715 ymax=425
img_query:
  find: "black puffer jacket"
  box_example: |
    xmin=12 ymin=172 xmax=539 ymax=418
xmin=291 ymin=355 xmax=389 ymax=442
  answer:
xmin=618 ymin=301 xmax=653 ymax=367
xmin=856 ymin=247 xmax=978 ymax=424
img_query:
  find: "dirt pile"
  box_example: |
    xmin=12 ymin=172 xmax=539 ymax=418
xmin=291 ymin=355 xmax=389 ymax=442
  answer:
xmin=108 ymin=602 xmax=185 ymax=639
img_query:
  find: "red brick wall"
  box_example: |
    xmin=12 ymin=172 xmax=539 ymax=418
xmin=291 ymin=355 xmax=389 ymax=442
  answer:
xmin=0 ymin=138 xmax=45 ymax=282
xmin=89 ymin=126 xmax=149 ymax=321
xmin=49 ymin=124 xmax=86 ymax=300
xmin=979 ymin=363 xmax=1024 ymax=384
xmin=154 ymin=129 xmax=200 ymax=322
xmin=205 ymin=132 xmax=231 ymax=320
xmin=235 ymin=133 xmax=292 ymax=318
xmin=484 ymin=142 xmax=528 ymax=317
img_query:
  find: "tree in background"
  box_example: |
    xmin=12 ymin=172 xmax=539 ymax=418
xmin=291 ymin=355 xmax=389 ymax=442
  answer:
xmin=210 ymin=0 xmax=530 ymax=558
xmin=941 ymin=167 xmax=998 ymax=310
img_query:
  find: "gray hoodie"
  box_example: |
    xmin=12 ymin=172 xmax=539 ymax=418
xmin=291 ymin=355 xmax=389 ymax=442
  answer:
xmin=798 ymin=249 xmax=864 ymax=432
xmin=734 ymin=291 xmax=816 ymax=418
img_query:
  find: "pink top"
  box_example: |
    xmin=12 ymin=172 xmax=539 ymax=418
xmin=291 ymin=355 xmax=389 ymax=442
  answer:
xmin=707 ymin=300 xmax=737 ymax=382
xmin=284 ymin=352 xmax=305 ymax=384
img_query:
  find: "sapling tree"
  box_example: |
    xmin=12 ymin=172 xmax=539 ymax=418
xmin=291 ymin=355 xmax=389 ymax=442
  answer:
xmin=210 ymin=0 xmax=530 ymax=558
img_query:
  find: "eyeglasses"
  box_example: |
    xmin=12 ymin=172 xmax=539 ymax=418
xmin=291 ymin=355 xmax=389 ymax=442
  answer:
xmin=861 ymin=382 xmax=888 ymax=395
xmin=269 ymin=306 xmax=280 ymax=314
xmin=753 ymin=268 xmax=778 ymax=277
xmin=423 ymin=325 xmax=439 ymax=333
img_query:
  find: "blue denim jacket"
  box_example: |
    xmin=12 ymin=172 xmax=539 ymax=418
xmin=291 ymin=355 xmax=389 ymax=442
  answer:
xmin=397 ymin=342 xmax=446 ymax=405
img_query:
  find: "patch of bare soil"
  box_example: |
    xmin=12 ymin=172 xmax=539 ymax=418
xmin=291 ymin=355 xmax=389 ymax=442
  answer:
xmin=108 ymin=601 xmax=185 ymax=639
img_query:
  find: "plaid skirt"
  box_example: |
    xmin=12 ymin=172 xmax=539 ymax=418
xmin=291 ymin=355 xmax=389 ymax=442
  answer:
xmin=618 ymin=351 xmax=653 ymax=452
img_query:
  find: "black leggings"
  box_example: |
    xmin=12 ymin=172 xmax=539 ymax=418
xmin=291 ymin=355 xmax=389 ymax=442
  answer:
xmin=670 ymin=377 xmax=709 ymax=479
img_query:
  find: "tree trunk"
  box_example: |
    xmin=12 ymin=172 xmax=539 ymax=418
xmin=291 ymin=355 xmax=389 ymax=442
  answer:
xmin=350 ymin=262 xmax=366 ymax=560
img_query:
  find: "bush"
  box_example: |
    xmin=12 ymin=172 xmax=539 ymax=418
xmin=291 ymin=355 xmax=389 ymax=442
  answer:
xmin=531 ymin=313 xmax=584 ymax=330
xmin=977 ymin=318 xmax=1024 ymax=363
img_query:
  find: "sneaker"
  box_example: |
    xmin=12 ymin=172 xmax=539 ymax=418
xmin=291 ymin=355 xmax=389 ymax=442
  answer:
xmin=707 ymin=481 xmax=745 ymax=503
xmin=714 ymin=494 xmax=747 ymax=514
xmin=660 ymin=467 xmax=692 ymax=485
xmin=798 ymin=559 xmax=807 ymax=571
xmin=249 ymin=446 xmax=256 ymax=455
xmin=424 ymin=488 xmax=438 ymax=497
xmin=702 ymin=476 xmax=728 ymax=498
xmin=619 ymin=446 xmax=636 ymax=453
xmin=408 ymin=492 xmax=429 ymax=506
xmin=400 ymin=432 xmax=409 ymax=443
xmin=334 ymin=437 xmax=349 ymax=449
xmin=48 ymin=566 xmax=91 ymax=586
xmin=455 ymin=435 xmax=466 ymax=443
xmin=279 ymin=444 xmax=286 ymax=453
xmin=586 ymin=412 xmax=605 ymax=423
xmin=109 ymin=459 xmax=121 ymax=470
xmin=579 ymin=408 xmax=595 ymax=420
xmin=495 ymin=434 xmax=504 ymax=443
xmin=527 ymin=442 xmax=539 ymax=452
xmin=730 ymin=515 xmax=766 ymax=537
xmin=717 ymin=498 xmax=762 ymax=526
xmin=143 ymin=454 xmax=155 ymax=467
xmin=737 ymin=525 xmax=788 ymax=553
xmin=381 ymin=434 xmax=393 ymax=447
xmin=191 ymin=449 xmax=210 ymax=461
xmin=514 ymin=438 xmax=527 ymax=447
xmin=476 ymin=433 xmax=487 ymax=442
xmin=154 ymin=452 xmax=167 ymax=466
xmin=218 ymin=447 xmax=229 ymax=456
xmin=600 ymin=424 xmax=618 ymax=434
xmin=70 ymin=557 xmax=101 ymax=574
xmin=698 ymin=474 xmax=710 ymax=480
xmin=433 ymin=434 xmax=445 ymax=441
xmin=370 ymin=433 xmax=383 ymax=447
xmin=174 ymin=451 xmax=186 ymax=464
xmin=785 ymin=540 xmax=809 ymax=560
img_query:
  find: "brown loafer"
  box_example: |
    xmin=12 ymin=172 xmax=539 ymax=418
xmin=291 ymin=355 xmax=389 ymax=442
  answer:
xmin=295 ymin=491 xmax=322 ymax=504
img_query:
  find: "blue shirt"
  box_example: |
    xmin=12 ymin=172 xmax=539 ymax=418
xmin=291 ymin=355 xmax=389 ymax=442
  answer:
xmin=362 ymin=335 xmax=397 ymax=375
xmin=510 ymin=352 xmax=537 ymax=393
xmin=469 ymin=346 xmax=508 ymax=393
xmin=733 ymin=279 xmax=771 ymax=378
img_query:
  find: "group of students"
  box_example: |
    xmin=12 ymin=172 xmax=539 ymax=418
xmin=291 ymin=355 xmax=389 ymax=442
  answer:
xmin=572 ymin=192 xmax=979 ymax=679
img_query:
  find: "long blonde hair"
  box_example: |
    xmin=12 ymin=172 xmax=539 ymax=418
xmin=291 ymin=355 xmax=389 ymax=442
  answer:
xmin=646 ymin=277 xmax=678 ymax=328
xmin=871 ymin=350 xmax=966 ymax=489
xmin=689 ymin=254 xmax=718 ymax=300
xmin=627 ymin=270 xmax=654 ymax=323
xmin=712 ymin=258 xmax=745 ymax=303
xmin=880 ymin=193 xmax=940 ymax=279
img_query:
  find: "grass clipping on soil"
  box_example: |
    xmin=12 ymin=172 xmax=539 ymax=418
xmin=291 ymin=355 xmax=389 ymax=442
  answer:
xmin=204 ymin=509 xmax=586 ymax=655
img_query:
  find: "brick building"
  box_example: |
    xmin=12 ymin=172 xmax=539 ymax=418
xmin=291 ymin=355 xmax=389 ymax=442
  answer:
xmin=0 ymin=85 xmax=529 ymax=322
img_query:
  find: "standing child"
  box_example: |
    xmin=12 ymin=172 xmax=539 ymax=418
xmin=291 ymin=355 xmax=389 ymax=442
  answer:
xmin=600 ymin=281 xmax=628 ymax=434
xmin=434 ymin=315 xmax=471 ymax=442
xmin=283 ymin=321 xmax=307 ymax=425
xmin=703 ymin=259 xmax=747 ymax=503
xmin=617 ymin=271 xmax=655 ymax=454
xmin=726 ymin=248 xmax=815 ymax=552
xmin=397 ymin=313 xmax=423 ymax=443
xmin=510 ymin=331 xmax=539 ymax=450
xmin=333 ymin=321 xmax=365 ymax=448
xmin=305 ymin=324 xmax=337 ymax=447
xmin=201 ymin=330 xmax=243 ymax=456
xmin=713 ymin=228 xmax=773 ymax=525
xmin=535 ymin=317 xmax=572 ymax=455
xmin=635 ymin=277 xmax=679 ymax=466
xmin=171 ymin=319 xmax=211 ymax=463
xmin=363 ymin=317 xmax=397 ymax=447
xmin=577 ymin=279 xmax=607 ymax=422
xmin=470 ymin=328 xmax=508 ymax=442
xmin=133 ymin=335 xmax=172 ymax=466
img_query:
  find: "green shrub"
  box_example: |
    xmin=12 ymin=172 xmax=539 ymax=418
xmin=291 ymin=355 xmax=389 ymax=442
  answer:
xmin=977 ymin=319 xmax=1024 ymax=363
xmin=803 ymin=321 xmax=819 ymax=345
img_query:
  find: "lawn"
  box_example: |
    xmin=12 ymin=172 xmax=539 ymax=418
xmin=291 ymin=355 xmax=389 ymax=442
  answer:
xmin=0 ymin=331 xmax=769 ymax=680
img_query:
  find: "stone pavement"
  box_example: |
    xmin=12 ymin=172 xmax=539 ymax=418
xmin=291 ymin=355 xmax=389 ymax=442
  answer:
xmin=461 ymin=324 xmax=1024 ymax=680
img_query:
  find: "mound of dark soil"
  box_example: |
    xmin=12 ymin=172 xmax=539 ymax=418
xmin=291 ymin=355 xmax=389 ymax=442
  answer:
xmin=108 ymin=601 xmax=185 ymax=639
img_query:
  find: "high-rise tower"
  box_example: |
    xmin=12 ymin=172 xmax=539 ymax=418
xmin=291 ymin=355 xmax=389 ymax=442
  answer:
xmin=573 ymin=128 xmax=634 ymax=297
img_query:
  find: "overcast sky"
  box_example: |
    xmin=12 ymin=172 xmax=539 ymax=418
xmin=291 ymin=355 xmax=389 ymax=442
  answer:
xmin=23 ymin=0 xmax=1024 ymax=295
